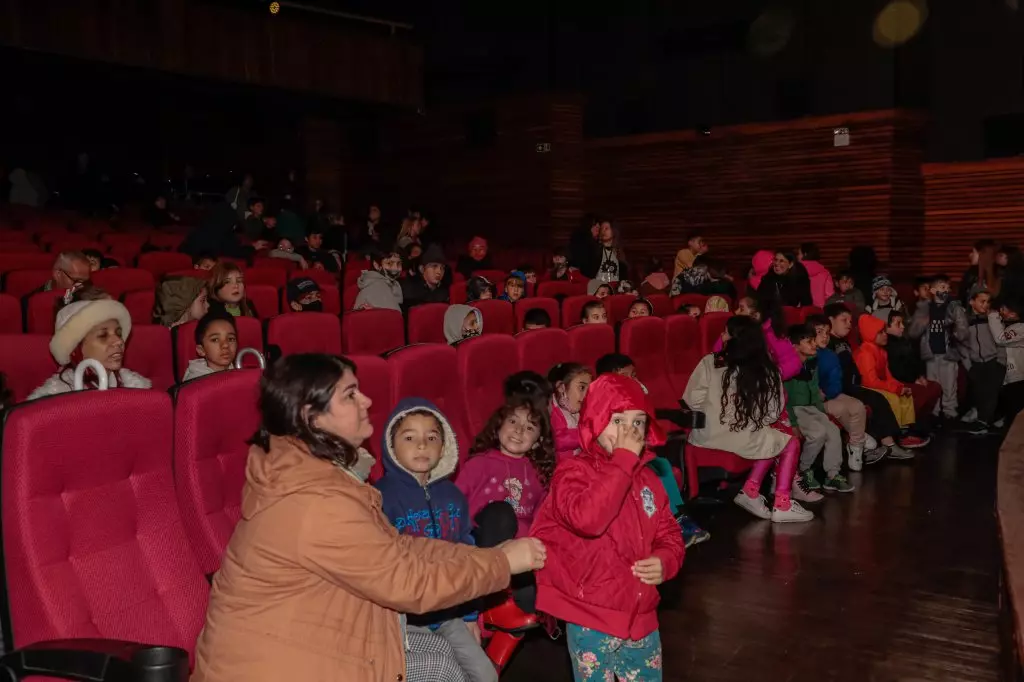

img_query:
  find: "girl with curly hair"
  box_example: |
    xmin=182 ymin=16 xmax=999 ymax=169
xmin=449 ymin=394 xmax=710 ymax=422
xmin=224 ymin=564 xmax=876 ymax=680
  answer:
xmin=683 ymin=315 xmax=813 ymax=523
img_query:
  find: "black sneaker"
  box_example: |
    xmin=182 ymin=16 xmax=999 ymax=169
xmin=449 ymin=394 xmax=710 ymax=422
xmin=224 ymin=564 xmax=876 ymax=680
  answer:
xmin=963 ymin=421 xmax=991 ymax=436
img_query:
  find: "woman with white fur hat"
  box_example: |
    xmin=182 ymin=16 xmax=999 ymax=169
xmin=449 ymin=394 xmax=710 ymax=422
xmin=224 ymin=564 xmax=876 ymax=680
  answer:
xmin=27 ymin=298 xmax=152 ymax=400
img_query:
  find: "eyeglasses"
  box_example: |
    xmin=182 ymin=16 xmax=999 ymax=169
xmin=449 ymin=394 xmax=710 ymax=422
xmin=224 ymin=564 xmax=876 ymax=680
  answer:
xmin=60 ymin=269 xmax=88 ymax=285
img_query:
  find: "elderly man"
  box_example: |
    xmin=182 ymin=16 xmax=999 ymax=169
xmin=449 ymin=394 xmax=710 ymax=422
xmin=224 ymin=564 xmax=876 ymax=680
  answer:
xmin=42 ymin=251 xmax=92 ymax=293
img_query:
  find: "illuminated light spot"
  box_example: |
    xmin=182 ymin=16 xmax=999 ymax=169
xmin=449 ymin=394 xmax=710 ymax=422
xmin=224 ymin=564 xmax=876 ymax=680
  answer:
xmin=269 ymin=1 xmax=280 ymax=14
xmin=873 ymin=0 xmax=929 ymax=48
xmin=748 ymin=7 xmax=795 ymax=58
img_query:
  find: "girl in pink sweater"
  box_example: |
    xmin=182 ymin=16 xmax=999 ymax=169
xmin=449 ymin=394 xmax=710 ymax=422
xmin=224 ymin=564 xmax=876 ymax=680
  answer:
xmin=547 ymin=362 xmax=593 ymax=463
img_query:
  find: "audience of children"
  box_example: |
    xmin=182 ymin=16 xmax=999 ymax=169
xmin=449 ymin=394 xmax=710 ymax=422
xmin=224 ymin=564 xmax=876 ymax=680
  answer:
xmin=522 ymin=308 xmax=552 ymax=330
xmin=719 ymin=295 xmax=802 ymax=379
xmin=207 ymin=262 xmax=258 ymax=318
xmin=443 ymin=305 xmax=483 ymax=345
xmin=854 ymin=314 xmax=920 ymax=431
xmin=886 ymin=310 xmax=943 ymax=421
xmin=548 ymin=362 xmax=591 ymax=464
xmin=354 ymin=249 xmax=404 ymax=312
xmin=153 ymin=275 xmax=209 ymax=327
xmin=182 ymin=312 xmax=239 ymax=382
xmin=286 ymin=277 xmax=323 ymax=313
xmin=826 ymin=270 xmax=866 ymax=313
xmin=532 ymin=374 xmax=684 ymax=682
xmin=581 ymin=300 xmax=608 ymax=324
xmin=907 ymin=274 xmax=966 ymax=422
xmin=298 ymin=226 xmax=340 ymax=272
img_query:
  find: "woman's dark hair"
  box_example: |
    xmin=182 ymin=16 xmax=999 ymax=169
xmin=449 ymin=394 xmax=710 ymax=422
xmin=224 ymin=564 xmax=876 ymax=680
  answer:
xmin=250 ymin=354 xmax=361 ymax=468
xmin=717 ymin=316 xmax=782 ymax=433
xmin=0 ymin=371 xmax=12 ymax=411
xmin=800 ymin=242 xmax=820 ymax=261
xmin=470 ymin=396 xmax=556 ymax=487
xmin=775 ymin=250 xmax=796 ymax=266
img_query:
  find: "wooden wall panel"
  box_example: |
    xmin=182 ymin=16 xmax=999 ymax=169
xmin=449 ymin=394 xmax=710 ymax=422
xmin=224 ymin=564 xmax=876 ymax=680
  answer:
xmin=923 ymin=159 xmax=1024 ymax=277
xmin=0 ymin=0 xmax=422 ymax=107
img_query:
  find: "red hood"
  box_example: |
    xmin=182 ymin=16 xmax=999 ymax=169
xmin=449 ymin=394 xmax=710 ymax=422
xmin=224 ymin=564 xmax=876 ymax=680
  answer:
xmin=858 ymin=313 xmax=886 ymax=343
xmin=802 ymin=259 xmax=827 ymax=276
xmin=751 ymin=250 xmax=774 ymax=278
xmin=578 ymin=375 xmax=666 ymax=456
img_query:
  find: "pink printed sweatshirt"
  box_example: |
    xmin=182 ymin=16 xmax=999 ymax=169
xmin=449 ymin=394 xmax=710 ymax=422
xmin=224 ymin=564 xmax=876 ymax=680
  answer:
xmin=455 ymin=448 xmax=547 ymax=538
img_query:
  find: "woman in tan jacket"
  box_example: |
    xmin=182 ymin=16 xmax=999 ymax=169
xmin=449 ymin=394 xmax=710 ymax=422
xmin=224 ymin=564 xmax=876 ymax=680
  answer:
xmin=192 ymin=354 xmax=546 ymax=682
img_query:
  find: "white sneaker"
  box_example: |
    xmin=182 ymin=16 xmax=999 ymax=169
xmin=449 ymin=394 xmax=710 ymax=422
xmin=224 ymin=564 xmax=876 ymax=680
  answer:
xmin=995 ymin=418 xmax=1006 ymax=429
xmin=734 ymin=492 xmax=772 ymax=520
xmin=961 ymin=408 xmax=978 ymax=423
xmin=848 ymin=443 xmax=864 ymax=472
xmin=864 ymin=434 xmax=878 ymax=450
xmin=772 ymin=500 xmax=814 ymax=523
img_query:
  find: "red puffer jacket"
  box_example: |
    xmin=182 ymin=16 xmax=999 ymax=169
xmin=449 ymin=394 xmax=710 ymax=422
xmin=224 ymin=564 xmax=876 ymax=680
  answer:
xmin=531 ymin=375 xmax=685 ymax=640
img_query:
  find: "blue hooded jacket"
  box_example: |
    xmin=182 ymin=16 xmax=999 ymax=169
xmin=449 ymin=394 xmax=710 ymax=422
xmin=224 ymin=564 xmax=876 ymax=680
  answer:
xmin=373 ymin=397 xmax=477 ymax=625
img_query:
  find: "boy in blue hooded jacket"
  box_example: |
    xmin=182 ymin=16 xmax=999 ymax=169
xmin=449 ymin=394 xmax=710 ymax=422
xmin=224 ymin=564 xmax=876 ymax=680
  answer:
xmin=374 ymin=397 xmax=497 ymax=682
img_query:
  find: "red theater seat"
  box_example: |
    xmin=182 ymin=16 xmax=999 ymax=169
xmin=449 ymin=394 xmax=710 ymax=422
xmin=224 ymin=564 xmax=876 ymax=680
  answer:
xmin=457 ymin=335 xmax=519 ymax=437
xmin=407 ymin=303 xmax=448 ymax=344
xmin=648 ymin=293 xmax=672 ymax=318
xmin=124 ymin=324 xmax=174 ymax=392
xmin=516 ymin=328 xmax=571 ymax=376
xmin=26 ymin=290 xmax=63 ymax=335
xmin=0 ymin=293 xmax=21 ymax=333
xmin=123 ymin=289 xmax=156 ymax=325
xmin=566 ymin=323 xmax=615 ymax=373
xmin=684 ymin=442 xmax=753 ymax=500
xmin=174 ymin=316 xmax=263 ymax=378
xmin=0 ymin=253 xmax=53 ymax=274
xmin=246 ymin=284 xmax=280 ymax=319
xmin=267 ymin=312 xmax=342 ymax=357
xmin=147 ymin=232 xmax=186 ymax=250
xmin=387 ymin=344 xmax=472 ymax=452
xmin=289 ymin=269 xmax=338 ymax=288
xmin=0 ymin=390 xmax=208 ymax=656
xmin=450 ymin=281 xmax=468 ymax=304
xmin=4 ymin=270 xmax=51 ymax=299
xmin=253 ymin=255 xmax=297 ymax=272
xmin=537 ymin=281 xmax=587 ymax=299
xmin=515 ymin=298 xmax=560 ymax=330
xmin=561 ymin=295 xmax=599 ymax=329
xmin=91 ymin=267 xmax=155 ymax=299
xmin=783 ymin=306 xmax=803 ymax=328
xmin=348 ymin=355 xmax=393 ymax=483
xmin=665 ymin=314 xmax=704 ymax=395
xmin=343 ymin=309 xmax=405 ymax=356
xmin=174 ymin=369 xmax=262 ymax=575
xmin=619 ymin=316 xmax=677 ymax=410
xmin=801 ymin=305 xmax=824 ymax=321
xmin=606 ymin=294 xmax=639 ymax=324
xmin=471 ymin=299 xmax=515 ymax=335
xmin=699 ymin=311 xmax=731 ymax=355
xmin=243 ymin=267 xmax=288 ymax=290
xmin=671 ymin=294 xmax=709 ymax=313
xmin=0 ymin=334 xmax=56 ymax=403
xmin=138 ymin=251 xmax=193 ymax=278
xmin=101 ymin=233 xmax=149 ymax=252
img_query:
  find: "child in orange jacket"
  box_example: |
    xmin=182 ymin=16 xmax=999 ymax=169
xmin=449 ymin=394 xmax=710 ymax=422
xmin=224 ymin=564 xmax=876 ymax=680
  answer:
xmin=854 ymin=314 xmax=917 ymax=427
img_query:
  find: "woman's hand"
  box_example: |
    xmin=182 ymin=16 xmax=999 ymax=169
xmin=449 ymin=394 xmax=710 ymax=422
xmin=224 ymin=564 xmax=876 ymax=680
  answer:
xmin=632 ymin=556 xmax=664 ymax=585
xmin=613 ymin=420 xmax=645 ymax=456
xmin=500 ymin=537 xmax=547 ymax=574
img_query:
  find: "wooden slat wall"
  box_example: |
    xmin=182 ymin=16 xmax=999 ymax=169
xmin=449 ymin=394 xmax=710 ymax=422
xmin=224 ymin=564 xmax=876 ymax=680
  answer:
xmin=581 ymin=110 xmax=927 ymax=278
xmin=923 ymin=159 xmax=1024 ymax=277
xmin=0 ymin=0 xmax=422 ymax=107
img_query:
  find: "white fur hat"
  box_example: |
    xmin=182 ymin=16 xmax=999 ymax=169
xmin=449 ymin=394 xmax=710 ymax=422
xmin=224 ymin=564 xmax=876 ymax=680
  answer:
xmin=50 ymin=300 xmax=133 ymax=365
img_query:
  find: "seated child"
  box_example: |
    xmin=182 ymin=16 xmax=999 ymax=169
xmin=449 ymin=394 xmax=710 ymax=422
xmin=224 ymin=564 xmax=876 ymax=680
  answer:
xmin=907 ymin=273 xmax=967 ymax=421
xmin=297 ymin=226 xmax=340 ymax=272
xmin=617 ymin=280 xmax=638 ymax=296
xmin=467 ymin=276 xmax=496 ymax=302
xmin=531 ymin=374 xmax=685 ymax=682
xmin=193 ymin=253 xmax=218 ymax=271
xmin=684 ymin=315 xmax=814 ymax=523
xmin=522 ymin=308 xmax=552 ymax=330
xmin=717 ymin=295 xmax=802 ymax=379
xmin=375 ymin=399 xmax=498 ymax=682
xmin=548 ymin=362 xmax=592 ymax=463
xmin=854 ymin=314 xmax=918 ymax=431
xmin=588 ymin=281 xmax=613 ymax=299
xmin=628 ymin=299 xmax=653 ymax=318
xmin=913 ymin=275 xmax=932 ymax=304
xmin=865 ymin=274 xmax=905 ymax=322
xmin=961 ymin=288 xmax=1007 ymax=435
xmin=787 ymin=324 xmax=852 ymax=495
xmin=354 ymin=249 xmax=403 ymax=312
xmin=505 ymin=370 xmax=553 ymax=412
xmin=207 ymin=263 xmax=258 ymax=318
xmin=515 ymin=265 xmax=538 ymax=286
xmin=887 ymin=309 xmax=942 ymax=420
xmin=268 ymin=238 xmax=309 ymax=269
xmin=678 ymin=304 xmax=701 ymax=319
xmin=286 ymin=277 xmax=323 ymax=312
xmin=826 ymin=270 xmax=866 ymax=314
xmin=990 ymin=296 xmax=1024 ymax=425
xmin=704 ymin=295 xmax=730 ymax=313
xmin=183 ymin=312 xmax=239 ymax=382
xmin=546 ymin=248 xmax=582 ymax=283
xmin=153 ymin=276 xmax=209 ymax=328
xmin=443 ymin=304 xmax=483 ymax=345
xmin=500 ymin=272 xmax=527 ymax=303
xmin=581 ymin=300 xmax=608 ymax=325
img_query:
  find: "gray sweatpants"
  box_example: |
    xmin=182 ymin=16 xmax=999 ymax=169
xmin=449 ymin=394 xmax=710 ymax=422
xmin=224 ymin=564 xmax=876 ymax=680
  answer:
xmin=925 ymin=357 xmax=959 ymax=418
xmin=793 ymin=406 xmax=843 ymax=477
xmin=408 ymin=620 xmax=497 ymax=682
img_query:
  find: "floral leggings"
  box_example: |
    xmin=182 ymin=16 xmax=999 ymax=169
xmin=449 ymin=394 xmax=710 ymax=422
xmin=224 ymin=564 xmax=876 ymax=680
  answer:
xmin=567 ymin=624 xmax=662 ymax=681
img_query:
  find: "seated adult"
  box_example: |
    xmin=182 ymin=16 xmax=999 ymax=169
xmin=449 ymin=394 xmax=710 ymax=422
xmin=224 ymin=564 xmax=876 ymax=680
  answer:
xmin=757 ymin=250 xmax=813 ymax=307
xmin=40 ymin=250 xmax=91 ymax=293
xmin=401 ymin=244 xmax=450 ymax=310
xmin=456 ymin=236 xmax=493 ymax=278
xmin=153 ymin=275 xmax=209 ymax=327
xmin=28 ymin=297 xmax=151 ymax=400
xmin=191 ymin=353 xmax=545 ymax=682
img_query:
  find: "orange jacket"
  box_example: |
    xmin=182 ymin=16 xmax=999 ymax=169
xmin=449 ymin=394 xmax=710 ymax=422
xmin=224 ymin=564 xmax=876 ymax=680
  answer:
xmin=853 ymin=314 xmax=904 ymax=394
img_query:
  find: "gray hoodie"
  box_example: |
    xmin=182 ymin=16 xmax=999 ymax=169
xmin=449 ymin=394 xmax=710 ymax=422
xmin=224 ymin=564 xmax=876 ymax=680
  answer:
xmin=443 ymin=304 xmax=482 ymax=345
xmin=908 ymin=299 xmax=968 ymax=362
xmin=989 ymin=313 xmax=1024 ymax=385
xmin=963 ymin=312 xmax=1006 ymax=366
xmin=353 ymin=270 xmax=403 ymax=312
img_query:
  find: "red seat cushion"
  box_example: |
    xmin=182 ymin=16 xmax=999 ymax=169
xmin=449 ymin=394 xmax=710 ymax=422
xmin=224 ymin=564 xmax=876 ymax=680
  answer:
xmin=243 ymin=267 xmax=288 ymax=290
xmin=606 ymin=294 xmax=639 ymax=324
xmin=561 ymin=295 xmax=599 ymax=329
xmin=671 ymin=294 xmax=709 ymax=313
xmin=684 ymin=442 xmax=753 ymax=499
xmin=387 ymin=344 xmax=472 ymax=453
xmin=123 ymin=289 xmax=156 ymax=325
xmin=647 ymin=293 xmax=672 ymax=318
xmin=26 ymin=291 xmax=63 ymax=335
xmin=699 ymin=312 xmax=731 ymax=355
xmin=665 ymin=314 xmax=703 ymax=396
xmin=619 ymin=316 xmax=677 ymax=410
xmin=4 ymin=270 xmax=51 ymax=299
xmin=137 ymin=252 xmax=193 ymax=278
xmin=0 ymin=253 xmax=54 ymax=275
xmin=348 ymin=355 xmax=393 ymax=483
xmin=537 ymin=281 xmax=587 ymax=299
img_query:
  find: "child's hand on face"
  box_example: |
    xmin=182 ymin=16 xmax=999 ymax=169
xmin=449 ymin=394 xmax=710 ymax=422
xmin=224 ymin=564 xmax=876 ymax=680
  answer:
xmin=613 ymin=419 xmax=645 ymax=456
xmin=632 ymin=556 xmax=664 ymax=585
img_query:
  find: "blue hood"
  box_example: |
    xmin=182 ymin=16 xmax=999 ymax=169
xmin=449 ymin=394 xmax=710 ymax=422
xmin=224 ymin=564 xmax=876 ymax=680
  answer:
xmin=380 ymin=397 xmax=460 ymax=487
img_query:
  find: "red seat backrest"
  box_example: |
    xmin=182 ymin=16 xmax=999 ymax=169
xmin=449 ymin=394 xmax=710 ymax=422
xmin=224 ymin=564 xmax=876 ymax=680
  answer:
xmin=123 ymin=289 xmax=156 ymax=325
xmin=247 ymin=284 xmax=281 ymax=319
xmin=537 ymin=281 xmax=587 ymax=299
xmin=243 ymin=267 xmax=288 ymax=290
xmin=4 ymin=270 xmax=50 ymax=298
xmin=470 ymin=299 xmax=515 ymax=335
xmin=801 ymin=305 xmax=824 ymax=321
xmin=26 ymin=290 xmax=63 ymax=335
xmin=174 ymin=369 xmax=262 ymax=575
xmin=147 ymin=232 xmax=185 ymax=250
xmin=343 ymin=309 xmax=405 ymax=355
xmin=101 ymin=233 xmax=149 ymax=252
xmin=124 ymin=324 xmax=175 ymax=392
xmin=137 ymin=251 xmax=193 ymax=278
xmin=407 ymin=303 xmax=448 ymax=344
xmin=91 ymin=268 xmax=155 ymax=299
xmin=561 ymin=295 xmax=599 ymax=329
xmin=267 ymin=312 xmax=342 ymax=357
xmin=516 ymin=327 xmax=571 ymax=376
xmin=619 ymin=316 xmax=677 ymax=409
xmin=174 ymin=316 xmax=263 ymax=378
xmin=606 ymin=294 xmax=639 ymax=324
xmin=783 ymin=306 xmax=803 ymax=328
xmin=457 ymin=335 xmax=519 ymax=437
xmin=0 ymin=334 xmax=56 ymax=402
xmin=647 ymin=293 xmax=672 ymax=318
xmin=665 ymin=314 xmax=704 ymax=396
xmin=348 ymin=355 xmax=393 ymax=483
xmin=1 ymin=390 xmax=208 ymax=652
xmin=0 ymin=293 xmax=21 ymax=333
xmin=566 ymin=324 xmax=615 ymax=373
xmin=0 ymin=253 xmax=53 ymax=274
xmin=515 ymin=298 xmax=560 ymax=330
xmin=252 ymin=255 xmax=297 ymax=272
xmin=700 ymin=312 xmax=732 ymax=355
xmin=472 ymin=269 xmax=506 ymax=285
xmin=449 ymin=281 xmax=468 ymax=304
xmin=280 ymin=283 xmax=341 ymax=315
xmin=387 ymin=344 xmax=472 ymax=452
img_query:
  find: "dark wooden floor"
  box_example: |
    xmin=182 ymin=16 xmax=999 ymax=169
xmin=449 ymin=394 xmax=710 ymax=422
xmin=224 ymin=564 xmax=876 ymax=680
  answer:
xmin=505 ymin=432 xmax=1001 ymax=682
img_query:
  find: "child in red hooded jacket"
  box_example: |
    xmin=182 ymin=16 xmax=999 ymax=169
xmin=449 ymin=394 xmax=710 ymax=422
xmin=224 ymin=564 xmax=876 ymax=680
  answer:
xmin=531 ymin=374 xmax=685 ymax=681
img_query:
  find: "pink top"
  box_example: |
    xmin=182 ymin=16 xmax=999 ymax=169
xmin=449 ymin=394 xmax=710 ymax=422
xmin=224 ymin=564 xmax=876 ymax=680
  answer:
xmin=802 ymin=260 xmax=835 ymax=308
xmin=550 ymin=404 xmax=581 ymax=463
xmin=455 ymin=448 xmax=547 ymax=538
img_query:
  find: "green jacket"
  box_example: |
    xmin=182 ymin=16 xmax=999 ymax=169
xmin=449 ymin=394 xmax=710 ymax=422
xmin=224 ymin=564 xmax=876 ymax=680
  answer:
xmin=783 ymin=361 xmax=825 ymax=426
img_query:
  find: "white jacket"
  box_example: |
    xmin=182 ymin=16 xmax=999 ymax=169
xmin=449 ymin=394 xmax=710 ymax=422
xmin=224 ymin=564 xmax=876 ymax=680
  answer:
xmin=182 ymin=358 xmax=218 ymax=382
xmin=682 ymin=354 xmax=791 ymax=461
xmin=989 ymin=313 xmax=1024 ymax=385
xmin=28 ymin=368 xmax=152 ymax=401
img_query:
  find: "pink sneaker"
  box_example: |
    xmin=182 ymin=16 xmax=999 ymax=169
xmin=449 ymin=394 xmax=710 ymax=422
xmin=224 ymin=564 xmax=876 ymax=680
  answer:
xmin=791 ymin=476 xmax=825 ymax=503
